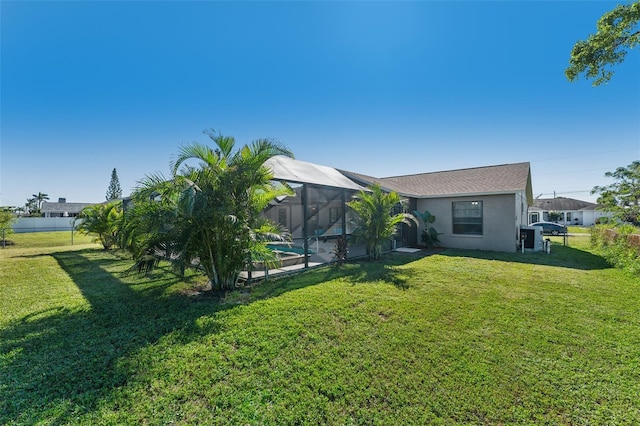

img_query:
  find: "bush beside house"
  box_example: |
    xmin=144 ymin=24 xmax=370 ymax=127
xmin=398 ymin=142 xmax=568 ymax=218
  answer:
xmin=590 ymin=224 xmax=640 ymax=275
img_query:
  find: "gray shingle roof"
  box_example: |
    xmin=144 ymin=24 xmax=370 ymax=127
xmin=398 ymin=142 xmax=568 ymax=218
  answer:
xmin=341 ymin=162 xmax=532 ymax=200
xmin=531 ymin=197 xmax=598 ymax=211
xmin=41 ymin=202 xmax=95 ymax=213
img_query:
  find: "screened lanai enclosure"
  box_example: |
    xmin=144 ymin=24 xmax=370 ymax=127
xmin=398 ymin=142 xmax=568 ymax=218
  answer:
xmin=258 ymin=156 xmax=418 ymax=274
xmin=260 ymin=156 xmax=370 ymax=270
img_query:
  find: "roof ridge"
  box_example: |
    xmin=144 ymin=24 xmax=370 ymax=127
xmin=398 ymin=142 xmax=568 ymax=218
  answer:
xmin=379 ymin=162 xmax=530 ymax=180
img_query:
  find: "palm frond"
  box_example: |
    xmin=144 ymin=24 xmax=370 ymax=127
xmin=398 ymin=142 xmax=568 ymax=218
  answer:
xmin=250 ymin=138 xmax=294 ymax=160
xmin=171 ymin=143 xmax=219 ymax=175
xmin=205 ymin=129 xmax=236 ymax=158
xmin=123 ymin=253 xmax=161 ymax=276
xmin=133 ymin=172 xmax=176 ymax=203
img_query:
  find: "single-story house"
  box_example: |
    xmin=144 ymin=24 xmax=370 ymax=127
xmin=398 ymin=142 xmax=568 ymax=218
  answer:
xmin=528 ymin=197 xmax=612 ymax=226
xmin=263 ymin=156 xmax=533 ymax=258
xmin=340 ymin=162 xmax=533 ymax=253
xmin=41 ymin=199 xmax=94 ymax=218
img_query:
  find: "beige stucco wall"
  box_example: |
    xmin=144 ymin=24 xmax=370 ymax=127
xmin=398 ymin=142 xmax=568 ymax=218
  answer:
xmin=416 ymin=193 xmax=521 ymax=252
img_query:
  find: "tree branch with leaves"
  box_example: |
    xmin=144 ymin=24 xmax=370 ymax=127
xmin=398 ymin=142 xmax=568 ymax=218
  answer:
xmin=592 ymin=160 xmax=640 ymax=226
xmin=566 ymin=1 xmax=640 ymax=86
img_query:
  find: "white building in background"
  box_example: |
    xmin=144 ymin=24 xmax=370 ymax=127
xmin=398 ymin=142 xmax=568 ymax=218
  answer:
xmin=528 ymin=197 xmax=612 ymax=226
xmin=41 ymin=198 xmax=95 ymax=218
xmin=12 ymin=198 xmax=96 ymax=233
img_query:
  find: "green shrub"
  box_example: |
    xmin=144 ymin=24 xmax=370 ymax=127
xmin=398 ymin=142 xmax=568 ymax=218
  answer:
xmin=331 ymin=235 xmax=348 ymax=264
xmin=413 ymin=210 xmax=441 ymax=248
xmin=590 ymin=224 xmax=640 ymax=275
xmin=547 ymin=211 xmax=562 ymax=222
xmin=74 ymin=201 xmax=123 ymax=250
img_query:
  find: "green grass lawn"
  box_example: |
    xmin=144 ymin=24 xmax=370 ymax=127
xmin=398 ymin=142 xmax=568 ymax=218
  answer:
xmin=2 ymin=233 xmax=639 ymax=424
xmin=567 ymin=225 xmax=591 ymax=234
xmin=3 ymin=230 xmax=96 ymax=249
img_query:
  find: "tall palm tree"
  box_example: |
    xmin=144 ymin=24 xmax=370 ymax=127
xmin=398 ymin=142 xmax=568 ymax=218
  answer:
xmin=25 ymin=198 xmax=36 ymax=215
xmin=126 ymin=130 xmax=294 ymax=291
xmin=31 ymin=192 xmax=50 ymax=210
xmin=348 ymin=184 xmax=417 ymax=260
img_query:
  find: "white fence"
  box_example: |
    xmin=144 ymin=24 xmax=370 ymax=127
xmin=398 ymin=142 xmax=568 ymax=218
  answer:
xmin=12 ymin=217 xmax=79 ymax=233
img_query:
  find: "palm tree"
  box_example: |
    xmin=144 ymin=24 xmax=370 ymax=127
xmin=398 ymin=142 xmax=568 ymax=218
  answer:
xmin=31 ymin=192 xmax=50 ymax=210
xmin=74 ymin=201 xmax=123 ymax=249
xmin=348 ymin=184 xmax=417 ymax=260
xmin=126 ymin=130 xmax=294 ymax=291
xmin=25 ymin=198 xmax=36 ymax=215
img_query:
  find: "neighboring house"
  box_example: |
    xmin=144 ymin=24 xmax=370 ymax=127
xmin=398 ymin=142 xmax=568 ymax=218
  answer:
xmin=41 ymin=199 xmax=94 ymax=217
xmin=528 ymin=197 xmax=612 ymax=227
xmin=13 ymin=198 xmax=96 ymax=233
xmin=341 ymin=162 xmax=533 ymax=253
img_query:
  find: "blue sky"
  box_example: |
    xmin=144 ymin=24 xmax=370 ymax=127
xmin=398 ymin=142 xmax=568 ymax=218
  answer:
xmin=1 ymin=1 xmax=639 ymax=207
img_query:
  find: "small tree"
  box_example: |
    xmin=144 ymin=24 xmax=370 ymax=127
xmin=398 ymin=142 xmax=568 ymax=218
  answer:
xmin=592 ymin=161 xmax=640 ymax=226
xmin=348 ymin=184 xmax=417 ymax=260
xmin=0 ymin=208 xmax=15 ymax=245
xmin=74 ymin=201 xmax=123 ymax=249
xmin=106 ymin=168 xmax=123 ymax=201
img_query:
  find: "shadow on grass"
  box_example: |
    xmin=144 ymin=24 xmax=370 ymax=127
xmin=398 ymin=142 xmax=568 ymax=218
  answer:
xmin=436 ymin=243 xmax=611 ymax=271
xmin=0 ymin=249 xmax=226 ymax=425
xmin=339 ymin=253 xmax=424 ymax=290
xmin=249 ymin=251 xmax=425 ymax=297
xmin=0 ymin=247 xmax=431 ymax=423
xmin=3 ymin=247 xmax=417 ymax=423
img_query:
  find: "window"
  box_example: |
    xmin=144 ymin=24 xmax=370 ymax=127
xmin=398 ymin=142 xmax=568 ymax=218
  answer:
xmin=452 ymin=201 xmax=483 ymax=235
